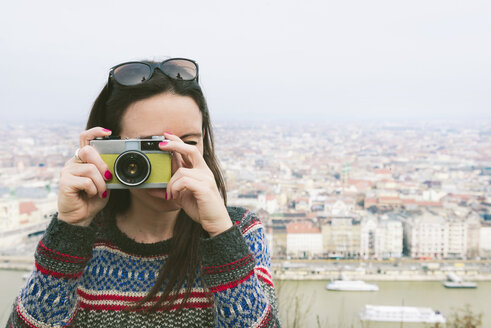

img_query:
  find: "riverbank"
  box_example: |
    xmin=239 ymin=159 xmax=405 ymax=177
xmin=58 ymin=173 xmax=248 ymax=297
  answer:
xmin=0 ymin=256 xmax=34 ymax=271
xmin=272 ymin=259 xmax=491 ymax=281
xmin=274 ymin=272 xmax=491 ymax=281
xmin=2 ymin=257 xmax=491 ymax=282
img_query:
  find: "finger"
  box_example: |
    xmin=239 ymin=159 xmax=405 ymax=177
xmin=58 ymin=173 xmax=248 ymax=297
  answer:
xmin=80 ymin=127 xmax=112 ymax=147
xmin=166 ymin=167 xmax=203 ymax=199
xmin=168 ymin=176 xmax=201 ymax=200
xmin=159 ymin=134 xmax=205 ymax=169
xmin=62 ymin=175 xmax=99 ymax=198
xmin=169 ymin=167 xmax=207 ymax=185
xmin=171 ymin=151 xmax=184 ymax=175
xmin=67 ymin=163 xmax=107 ymax=197
xmin=76 ymin=145 xmax=113 ymax=181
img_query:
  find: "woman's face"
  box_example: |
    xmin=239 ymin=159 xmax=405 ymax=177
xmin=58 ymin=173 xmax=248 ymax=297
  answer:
xmin=119 ymin=92 xmax=203 ymax=212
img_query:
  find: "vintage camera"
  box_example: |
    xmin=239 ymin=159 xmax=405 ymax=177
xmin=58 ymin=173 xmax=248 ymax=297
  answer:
xmin=90 ymin=136 xmax=171 ymax=189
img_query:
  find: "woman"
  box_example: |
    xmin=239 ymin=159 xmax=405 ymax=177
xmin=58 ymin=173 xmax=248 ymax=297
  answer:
xmin=8 ymin=58 xmax=280 ymax=327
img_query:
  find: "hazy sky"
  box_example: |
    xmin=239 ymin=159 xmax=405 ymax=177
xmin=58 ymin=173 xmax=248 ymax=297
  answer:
xmin=1 ymin=0 xmax=490 ymax=123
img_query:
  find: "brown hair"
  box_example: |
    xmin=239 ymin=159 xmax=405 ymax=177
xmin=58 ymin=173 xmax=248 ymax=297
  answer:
xmin=86 ymin=62 xmax=227 ymax=311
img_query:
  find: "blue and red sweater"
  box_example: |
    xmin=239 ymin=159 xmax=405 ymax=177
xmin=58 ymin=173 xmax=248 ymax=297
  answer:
xmin=8 ymin=207 xmax=280 ymax=327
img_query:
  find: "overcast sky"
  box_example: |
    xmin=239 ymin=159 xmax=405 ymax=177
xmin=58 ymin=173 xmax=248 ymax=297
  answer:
xmin=0 ymin=0 xmax=490 ymax=124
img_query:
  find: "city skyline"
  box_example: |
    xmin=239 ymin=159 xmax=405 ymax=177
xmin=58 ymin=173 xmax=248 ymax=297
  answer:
xmin=1 ymin=119 xmax=489 ymax=259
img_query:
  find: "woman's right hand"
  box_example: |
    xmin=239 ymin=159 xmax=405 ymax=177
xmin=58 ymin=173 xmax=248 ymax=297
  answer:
xmin=57 ymin=127 xmax=113 ymax=226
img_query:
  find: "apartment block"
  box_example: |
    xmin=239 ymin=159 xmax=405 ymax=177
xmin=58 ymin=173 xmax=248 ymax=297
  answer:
xmin=286 ymin=221 xmax=322 ymax=258
xmin=322 ymin=217 xmax=361 ymax=258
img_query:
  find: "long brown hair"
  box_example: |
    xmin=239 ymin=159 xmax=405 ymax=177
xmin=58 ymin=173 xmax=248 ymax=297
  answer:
xmin=86 ymin=61 xmax=227 ymax=311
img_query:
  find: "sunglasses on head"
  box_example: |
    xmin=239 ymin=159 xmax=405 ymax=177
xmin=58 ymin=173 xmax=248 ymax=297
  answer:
xmin=108 ymin=58 xmax=199 ymax=86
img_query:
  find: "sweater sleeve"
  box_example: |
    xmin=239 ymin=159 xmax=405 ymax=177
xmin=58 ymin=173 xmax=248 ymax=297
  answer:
xmin=200 ymin=208 xmax=281 ymax=328
xmin=8 ymin=213 xmax=96 ymax=328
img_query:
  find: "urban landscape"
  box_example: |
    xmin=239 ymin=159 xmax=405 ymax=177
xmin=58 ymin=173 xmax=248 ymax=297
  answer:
xmin=219 ymin=121 xmax=490 ymax=258
xmin=0 ymin=119 xmax=490 ymax=327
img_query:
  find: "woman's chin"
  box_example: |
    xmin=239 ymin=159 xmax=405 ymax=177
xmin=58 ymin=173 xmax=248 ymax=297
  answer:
xmin=129 ymin=188 xmax=180 ymax=211
xmin=146 ymin=188 xmax=166 ymax=199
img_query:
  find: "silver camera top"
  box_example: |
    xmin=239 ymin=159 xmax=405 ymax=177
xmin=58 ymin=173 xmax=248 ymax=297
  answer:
xmin=90 ymin=136 xmax=167 ymax=154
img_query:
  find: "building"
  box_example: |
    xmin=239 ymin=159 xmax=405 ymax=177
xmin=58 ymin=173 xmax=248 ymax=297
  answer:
xmin=480 ymin=223 xmax=491 ymax=259
xmin=446 ymin=217 xmax=467 ymax=259
xmin=405 ymin=214 xmax=448 ymax=259
xmin=466 ymin=214 xmax=481 ymax=259
xmin=286 ymin=221 xmax=322 ymax=258
xmin=375 ymin=218 xmax=403 ymax=259
xmin=360 ymin=215 xmax=377 ymax=259
xmin=322 ymin=217 xmax=361 ymax=258
xmin=271 ymin=224 xmax=287 ymax=259
xmin=19 ymin=201 xmax=40 ymax=223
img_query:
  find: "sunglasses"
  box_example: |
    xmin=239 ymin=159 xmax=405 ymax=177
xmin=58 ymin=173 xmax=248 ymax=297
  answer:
xmin=109 ymin=58 xmax=199 ymax=86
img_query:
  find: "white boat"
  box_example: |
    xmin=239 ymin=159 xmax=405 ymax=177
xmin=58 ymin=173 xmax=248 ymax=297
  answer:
xmin=444 ymin=281 xmax=477 ymax=288
xmin=360 ymin=304 xmax=446 ymax=326
xmin=443 ymin=272 xmax=477 ymax=289
xmin=326 ymin=280 xmax=379 ymax=291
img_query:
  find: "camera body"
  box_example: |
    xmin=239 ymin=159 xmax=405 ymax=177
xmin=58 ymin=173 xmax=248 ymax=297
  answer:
xmin=90 ymin=136 xmax=171 ymax=189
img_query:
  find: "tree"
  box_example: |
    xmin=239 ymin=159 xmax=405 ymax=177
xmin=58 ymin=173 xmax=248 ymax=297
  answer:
xmin=431 ymin=304 xmax=482 ymax=328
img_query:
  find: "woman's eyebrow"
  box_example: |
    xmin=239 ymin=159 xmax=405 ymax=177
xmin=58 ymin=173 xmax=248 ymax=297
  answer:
xmin=140 ymin=133 xmax=202 ymax=139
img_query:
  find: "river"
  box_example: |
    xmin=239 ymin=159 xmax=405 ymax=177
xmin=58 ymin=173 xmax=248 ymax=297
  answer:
xmin=1 ymin=269 xmax=490 ymax=327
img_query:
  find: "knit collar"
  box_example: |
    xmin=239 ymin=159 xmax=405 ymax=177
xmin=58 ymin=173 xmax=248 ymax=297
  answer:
xmin=101 ymin=217 xmax=173 ymax=257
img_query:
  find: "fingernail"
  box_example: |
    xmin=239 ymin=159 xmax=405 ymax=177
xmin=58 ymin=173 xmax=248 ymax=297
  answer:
xmin=102 ymin=191 xmax=107 ymax=199
xmin=104 ymin=170 xmax=113 ymax=180
xmin=103 ymin=128 xmax=111 ymax=133
xmin=164 ymin=132 xmax=173 ymax=135
xmin=159 ymin=141 xmax=168 ymax=147
xmin=164 ymin=191 xmax=168 ymax=200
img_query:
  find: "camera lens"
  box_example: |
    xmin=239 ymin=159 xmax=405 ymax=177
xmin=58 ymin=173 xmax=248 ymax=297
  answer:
xmin=127 ymin=163 xmax=138 ymax=176
xmin=114 ymin=151 xmax=151 ymax=186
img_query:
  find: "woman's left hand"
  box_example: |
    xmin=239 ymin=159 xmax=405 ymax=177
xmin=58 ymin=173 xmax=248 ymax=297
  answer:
xmin=159 ymin=132 xmax=232 ymax=237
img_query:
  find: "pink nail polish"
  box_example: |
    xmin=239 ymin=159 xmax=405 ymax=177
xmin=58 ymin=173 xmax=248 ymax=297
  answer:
xmin=159 ymin=141 xmax=168 ymax=147
xmin=104 ymin=170 xmax=113 ymax=180
xmin=164 ymin=132 xmax=173 ymax=135
xmin=164 ymin=191 xmax=168 ymax=200
xmin=102 ymin=191 xmax=107 ymax=199
xmin=103 ymin=128 xmax=111 ymax=133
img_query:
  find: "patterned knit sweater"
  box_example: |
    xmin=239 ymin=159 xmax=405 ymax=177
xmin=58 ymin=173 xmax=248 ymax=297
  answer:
xmin=7 ymin=207 xmax=280 ymax=327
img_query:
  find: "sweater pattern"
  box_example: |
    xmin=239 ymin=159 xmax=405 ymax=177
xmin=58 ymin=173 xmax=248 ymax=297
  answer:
xmin=8 ymin=207 xmax=280 ymax=328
